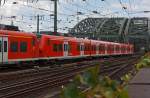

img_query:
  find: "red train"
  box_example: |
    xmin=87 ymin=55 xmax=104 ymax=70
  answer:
xmin=0 ymin=30 xmax=134 ymax=64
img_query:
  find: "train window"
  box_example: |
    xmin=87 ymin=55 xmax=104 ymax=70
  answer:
xmin=66 ymin=44 xmax=69 ymax=51
xmin=0 ymin=41 xmax=1 ymax=52
xmin=58 ymin=44 xmax=60 ymax=51
xmin=118 ymin=46 xmax=120 ymax=51
xmin=64 ymin=44 xmax=68 ymax=51
xmin=86 ymin=45 xmax=88 ymax=51
xmin=63 ymin=44 xmax=65 ymax=51
xmin=85 ymin=45 xmax=88 ymax=51
xmin=116 ymin=46 xmax=119 ymax=51
xmin=59 ymin=44 xmax=62 ymax=51
xmin=4 ymin=41 xmax=7 ymax=52
xmin=82 ymin=45 xmax=84 ymax=51
xmin=103 ymin=45 xmax=105 ymax=51
xmin=77 ymin=44 xmax=80 ymax=51
xmin=94 ymin=46 xmax=96 ymax=51
xmin=96 ymin=45 xmax=99 ymax=51
xmin=64 ymin=44 xmax=65 ymax=51
xmin=64 ymin=44 xmax=66 ymax=51
xmin=84 ymin=46 xmax=86 ymax=51
xmin=86 ymin=46 xmax=88 ymax=51
xmin=47 ymin=39 xmax=50 ymax=45
xmin=80 ymin=45 xmax=82 ymax=51
xmin=92 ymin=46 xmax=94 ymax=51
xmin=65 ymin=44 xmax=67 ymax=51
xmin=112 ymin=45 xmax=114 ymax=51
xmin=128 ymin=47 xmax=130 ymax=51
xmin=83 ymin=45 xmax=84 ymax=51
xmin=111 ymin=46 xmax=113 ymax=51
xmin=80 ymin=45 xmax=83 ymax=51
xmin=122 ymin=47 xmax=125 ymax=51
xmin=99 ymin=45 xmax=104 ymax=51
xmin=68 ymin=44 xmax=71 ymax=52
xmin=32 ymin=39 xmax=35 ymax=46
xmin=87 ymin=45 xmax=89 ymax=51
xmin=20 ymin=42 xmax=27 ymax=52
xmin=92 ymin=45 xmax=96 ymax=51
xmin=88 ymin=45 xmax=90 ymax=51
xmin=53 ymin=44 xmax=57 ymax=52
xmin=10 ymin=42 xmax=18 ymax=52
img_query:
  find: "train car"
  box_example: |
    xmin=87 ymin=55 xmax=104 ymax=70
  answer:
xmin=95 ymin=41 xmax=100 ymax=56
xmin=125 ymin=44 xmax=129 ymax=54
xmin=82 ymin=39 xmax=91 ymax=56
xmin=39 ymin=34 xmax=64 ymax=59
xmin=91 ymin=40 xmax=100 ymax=56
xmin=39 ymin=35 xmax=85 ymax=59
xmin=0 ymin=30 xmax=134 ymax=65
xmin=0 ymin=30 xmax=39 ymax=64
xmin=123 ymin=44 xmax=128 ymax=54
xmin=106 ymin=42 xmax=112 ymax=55
xmin=99 ymin=41 xmax=107 ymax=55
xmin=38 ymin=34 xmax=133 ymax=60
xmin=90 ymin=40 xmax=97 ymax=56
xmin=65 ymin=37 xmax=81 ymax=57
xmin=129 ymin=45 xmax=134 ymax=54
xmin=114 ymin=43 xmax=121 ymax=55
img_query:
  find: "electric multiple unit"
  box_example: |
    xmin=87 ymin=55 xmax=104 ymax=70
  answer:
xmin=0 ymin=30 xmax=134 ymax=64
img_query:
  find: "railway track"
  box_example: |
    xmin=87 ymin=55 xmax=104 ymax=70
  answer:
xmin=0 ymin=54 xmax=141 ymax=98
xmin=0 ymin=62 xmax=99 ymax=98
xmin=45 ymin=55 xmax=141 ymax=98
xmin=0 ymin=56 xmax=129 ymax=83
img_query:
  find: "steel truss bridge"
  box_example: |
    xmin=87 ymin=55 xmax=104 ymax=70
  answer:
xmin=69 ymin=17 xmax=150 ymax=52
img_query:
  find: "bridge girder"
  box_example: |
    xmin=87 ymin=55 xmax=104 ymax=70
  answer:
xmin=69 ymin=17 xmax=150 ymax=52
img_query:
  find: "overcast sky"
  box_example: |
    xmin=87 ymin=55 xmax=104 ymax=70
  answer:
xmin=0 ymin=0 xmax=149 ymax=33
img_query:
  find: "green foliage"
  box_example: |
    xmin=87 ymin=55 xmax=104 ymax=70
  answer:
xmin=135 ymin=53 xmax=150 ymax=70
xmin=61 ymin=66 xmax=129 ymax=98
xmin=121 ymin=73 xmax=132 ymax=84
xmin=81 ymin=66 xmax=99 ymax=88
xmin=61 ymin=83 xmax=80 ymax=98
xmin=117 ymin=87 xmax=129 ymax=98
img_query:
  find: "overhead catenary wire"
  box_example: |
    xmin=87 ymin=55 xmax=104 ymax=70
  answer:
xmin=118 ymin=0 xmax=130 ymax=18
xmin=128 ymin=0 xmax=132 ymax=12
xmin=0 ymin=0 xmax=141 ymax=33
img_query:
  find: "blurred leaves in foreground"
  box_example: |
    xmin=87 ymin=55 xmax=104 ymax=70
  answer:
xmin=136 ymin=53 xmax=150 ymax=70
xmin=61 ymin=65 xmax=129 ymax=98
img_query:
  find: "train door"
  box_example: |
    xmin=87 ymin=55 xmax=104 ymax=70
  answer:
xmin=64 ymin=41 xmax=68 ymax=57
xmin=0 ymin=36 xmax=8 ymax=63
xmin=105 ymin=44 xmax=107 ymax=54
xmin=114 ymin=45 xmax=116 ymax=54
xmin=80 ymin=43 xmax=84 ymax=56
xmin=96 ymin=44 xmax=99 ymax=55
xmin=120 ymin=45 xmax=122 ymax=54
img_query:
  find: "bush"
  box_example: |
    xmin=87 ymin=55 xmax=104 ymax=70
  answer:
xmin=136 ymin=53 xmax=150 ymax=70
xmin=61 ymin=66 xmax=129 ymax=98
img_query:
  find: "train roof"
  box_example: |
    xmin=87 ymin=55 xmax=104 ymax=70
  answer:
xmin=64 ymin=37 xmax=81 ymax=42
xmin=40 ymin=34 xmax=133 ymax=46
xmin=42 ymin=34 xmax=82 ymax=42
xmin=41 ymin=34 xmax=64 ymax=41
xmin=0 ymin=30 xmax=36 ymax=37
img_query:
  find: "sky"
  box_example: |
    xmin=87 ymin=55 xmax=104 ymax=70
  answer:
xmin=0 ymin=0 xmax=149 ymax=33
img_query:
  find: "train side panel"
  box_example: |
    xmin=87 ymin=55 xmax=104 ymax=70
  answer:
xmin=8 ymin=36 xmax=37 ymax=59
xmin=69 ymin=40 xmax=81 ymax=57
xmin=83 ymin=39 xmax=91 ymax=56
xmin=39 ymin=35 xmax=64 ymax=58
